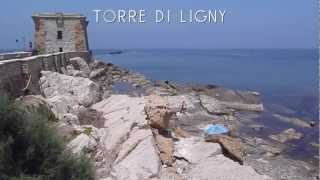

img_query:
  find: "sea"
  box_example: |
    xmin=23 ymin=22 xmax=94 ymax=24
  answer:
xmin=94 ymin=49 xmax=319 ymax=165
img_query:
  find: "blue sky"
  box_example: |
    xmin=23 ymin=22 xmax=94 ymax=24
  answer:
xmin=0 ymin=0 xmax=317 ymax=49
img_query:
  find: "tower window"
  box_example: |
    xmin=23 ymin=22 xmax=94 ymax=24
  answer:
xmin=57 ymin=31 xmax=63 ymax=39
xmin=59 ymin=47 xmax=63 ymax=52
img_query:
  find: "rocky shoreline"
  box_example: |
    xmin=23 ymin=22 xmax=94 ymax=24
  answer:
xmin=18 ymin=56 xmax=318 ymax=180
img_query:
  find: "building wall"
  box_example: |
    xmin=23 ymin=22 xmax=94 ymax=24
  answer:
xmin=34 ymin=18 xmax=88 ymax=54
xmin=0 ymin=51 xmax=91 ymax=97
xmin=34 ymin=19 xmax=46 ymax=54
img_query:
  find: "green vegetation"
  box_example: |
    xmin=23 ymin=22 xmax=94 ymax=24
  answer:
xmin=83 ymin=127 xmax=93 ymax=136
xmin=0 ymin=96 xmax=94 ymax=180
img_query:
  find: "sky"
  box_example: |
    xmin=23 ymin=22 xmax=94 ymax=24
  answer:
xmin=0 ymin=0 xmax=317 ymax=49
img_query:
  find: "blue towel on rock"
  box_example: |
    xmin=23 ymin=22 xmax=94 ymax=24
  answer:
xmin=205 ymin=124 xmax=229 ymax=135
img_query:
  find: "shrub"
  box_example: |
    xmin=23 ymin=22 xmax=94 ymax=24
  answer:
xmin=0 ymin=96 xmax=94 ymax=180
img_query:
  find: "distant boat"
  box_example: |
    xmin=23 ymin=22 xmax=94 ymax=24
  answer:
xmin=108 ymin=50 xmax=123 ymax=55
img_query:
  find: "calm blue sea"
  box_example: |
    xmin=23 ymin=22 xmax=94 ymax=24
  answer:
xmin=94 ymin=49 xmax=319 ymax=163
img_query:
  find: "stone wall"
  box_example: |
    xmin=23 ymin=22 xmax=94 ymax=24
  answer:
xmin=0 ymin=51 xmax=91 ymax=96
xmin=34 ymin=17 xmax=89 ymax=54
xmin=0 ymin=52 xmax=32 ymax=61
xmin=34 ymin=19 xmax=46 ymax=54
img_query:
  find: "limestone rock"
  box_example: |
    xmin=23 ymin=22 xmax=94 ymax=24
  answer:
xmin=166 ymin=95 xmax=197 ymax=112
xmin=154 ymin=132 xmax=174 ymax=166
xmin=46 ymin=95 xmax=79 ymax=118
xmin=67 ymin=133 xmax=97 ymax=154
xmin=205 ymin=134 xmax=244 ymax=164
xmin=113 ymin=135 xmax=160 ymax=180
xmin=201 ymin=87 xmax=264 ymax=112
xmin=115 ymin=128 xmax=153 ymax=164
xmin=173 ymin=127 xmax=191 ymax=138
xmin=64 ymin=64 xmax=88 ymax=77
xmin=160 ymin=167 xmax=182 ymax=180
xmin=89 ymin=67 xmax=106 ymax=79
xmin=145 ymin=95 xmax=174 ymax=130
xmin=187 ymin=154 xmax=268 ymax=180
xmin=269 ymin=128 xmax=303 ymax=143
xmin=174 ymin=138 xmax=222 ymax=164
xmin=273 ymin=114 xmax=311 ymax=128
xmin=92 ymin=95 xmax=147 ymax=153
xmin=40 ymin=71 xmax=100 ymax=107
xmin=60 ymin=113 xmax=80 ymax=126
xmin=69 ymin=57 xmax=90 ymax=75
xmin=200 ymin=93 xmax=263 ymax=114
xmin=146 ymin=108 xmax=174 ymax=130
xmin=200 ymin=95 xmax=232 ymax=114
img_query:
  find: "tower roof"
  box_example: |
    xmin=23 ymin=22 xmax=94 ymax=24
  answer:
xmin=32 ymin=13 xmax=86 ymax=19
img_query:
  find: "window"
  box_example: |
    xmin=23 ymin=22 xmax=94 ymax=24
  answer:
xmin=57 ymin=31 xmax=63 ymax=40
xmin=59 ymin=47 xmax=63 ymax=52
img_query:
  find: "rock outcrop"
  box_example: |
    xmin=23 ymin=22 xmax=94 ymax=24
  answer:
xmin=273 ymin=114 xmax=312 ymax=128
xmin=205 ymin=134 xmax=244 ymax=164
xmin=31 ymin=57 xmax=316 ymax=180
xmin=269 ymin=128 xmax=303 ymax=143
xmin=92 ymin=95 xmax=161 ymax=180
xmin=173 ymin=138 xmax=268 ymax=180
xmin=174 ymin=138 xmax=222 ymax=164
xmin=67 ymin=133 xmax=97 ymax=154
xmin=186 ymin=154 xmax=268 ymax=180
xmin=145 ymin=95 xmax=174 ymax=130
xmin=40 ymin=71 xmax=99 ymax=107
xmin=69 ymin=57 xmax=91 ymax=76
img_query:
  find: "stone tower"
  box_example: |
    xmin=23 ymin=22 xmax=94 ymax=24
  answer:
xmin=32 ymin=13 xmax=89 ymax=54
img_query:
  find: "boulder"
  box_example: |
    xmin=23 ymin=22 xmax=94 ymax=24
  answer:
xmin=186 ymin=154 xmax=268 ymax=180
xmin=145 ymin=95 xmax=174 ymax=130
xmin=46 ymin=95 xmax=79 ymax=118
xmin=89 ymin=67 xmax=106 ymax=79
xmin=146 ymin=108 xmax=174 ymax=130
xmin=69 ymin=57 xmax=90 ymax=76
xmin=64 ymin=64 xmax=88 ymax=78
xmin=40 ymin=71 xmax=100 ymax=107
xmin=269 ymin=128 xmax=303 ymax=143
xmin=174 ymin=138 xmax=222 ymax=164
xmin=67 ymin=133 xmax=97 ymax=154
xmin=205 ymin=134 xmax=244 ymax=164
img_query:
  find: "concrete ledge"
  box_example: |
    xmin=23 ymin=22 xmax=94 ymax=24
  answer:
xmin=0 ymin=52 xmax=32 ymax=61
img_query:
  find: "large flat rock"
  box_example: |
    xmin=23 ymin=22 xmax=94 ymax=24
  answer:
xmin=187 ymin=154 xmax=268 ymax=180
xmin=92 ymin=95 xmax=162 ymax=180
xmin=113 ymin=135 xmax=160 ymax=180
xmin=92 ymin=95 xmax=147 ymax=152
xmin=174 ymin=138 xmax=222 ymax=164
